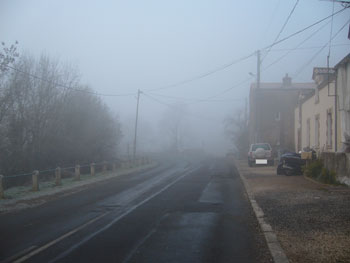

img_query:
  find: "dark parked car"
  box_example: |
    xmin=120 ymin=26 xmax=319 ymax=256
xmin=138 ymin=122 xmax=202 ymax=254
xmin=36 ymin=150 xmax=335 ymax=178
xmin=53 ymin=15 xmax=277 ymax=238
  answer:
xmin=277 ymin=152 xmax=306 ymax=176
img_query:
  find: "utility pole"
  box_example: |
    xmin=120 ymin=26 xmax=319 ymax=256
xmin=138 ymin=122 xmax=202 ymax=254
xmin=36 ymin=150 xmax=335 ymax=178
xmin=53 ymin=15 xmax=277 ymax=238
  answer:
xmin=255 ymin=50 xmax=261 ymax=143
xmin=257 ymin=50 xmax=261 ymax=89
xmin=133 ymin=89 xmax=141 ymax=160
xmin=244 ymin=97 xmax=248 ymax=128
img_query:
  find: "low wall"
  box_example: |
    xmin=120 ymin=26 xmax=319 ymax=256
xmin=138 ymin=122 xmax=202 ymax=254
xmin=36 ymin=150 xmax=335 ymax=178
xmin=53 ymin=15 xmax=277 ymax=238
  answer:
xmin=320 ymin=152 xmax=350 ymax=186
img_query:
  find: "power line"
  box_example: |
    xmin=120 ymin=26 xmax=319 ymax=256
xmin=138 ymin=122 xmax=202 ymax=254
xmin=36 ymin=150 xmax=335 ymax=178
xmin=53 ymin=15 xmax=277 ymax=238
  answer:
xmin=196 ymin=8 xmax=348 ymax=101
xmin=293 ymin=17 xmax=350 ymax=78
xmin=262 ymin=0 xmax=300 ymax=62
xmin=4 ymin=6 xmax=348 ymax=99
xmin=263 ymin=19 xmax=333 ymax=71
xmin=5 ymin=65 xmax=135 ymax=97
xmin=202 ymin=77 xmax=254 ymax=101
xmin=260 ymin=0 xmax=281 ymax=41
xmin=268 ymin=43 xmax=350 ymax=51
xmin=146 ymin=6 xmax=347 ymax=93
xmin=261 ymin=6 xmax=348 ymax=51
xmin=147 ymin=91 xmax=244 ymax=103
xmin=146 ymin=52 xmax=256 ymax=92
xmin=142 ymin=92 xmax=221 ymax=122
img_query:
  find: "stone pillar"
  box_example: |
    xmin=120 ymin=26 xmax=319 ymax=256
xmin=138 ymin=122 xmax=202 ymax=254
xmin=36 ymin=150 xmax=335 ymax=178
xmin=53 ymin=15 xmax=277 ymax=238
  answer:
xmin=75 ymin=165 xmax=80 ymax=180
xmin=90 ymin=163 xmax=95 ymax=176
xmin=102 ymin=161 xmax=107 ymax=173
xmin=55 ymin=167 xmax=61 ymax=186
xmin=0 ymin=175 xmax=4 ymax=199
xmin=32 ymin=170 xmax=39 ymax=191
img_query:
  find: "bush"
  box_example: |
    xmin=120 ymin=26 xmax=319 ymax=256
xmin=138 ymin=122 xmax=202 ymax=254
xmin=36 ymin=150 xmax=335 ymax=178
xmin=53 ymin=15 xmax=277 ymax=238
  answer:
xmin=303 ymin=159 xmax=339 ymax=185
xmin=303 ymin=159 xmax=323 ymax=179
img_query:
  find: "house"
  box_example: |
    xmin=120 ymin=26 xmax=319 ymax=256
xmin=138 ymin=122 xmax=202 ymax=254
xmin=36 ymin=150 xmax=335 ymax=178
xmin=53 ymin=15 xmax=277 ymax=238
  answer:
xmin=294 ymin=67 xmax=336 ymax=153
xmin=334 ymin=53 xmax=350 ymax=152
xmin=249 ymin=74 xmax=315 ymax=156
xmin=295 ymin=53 xmax=350 ymax=154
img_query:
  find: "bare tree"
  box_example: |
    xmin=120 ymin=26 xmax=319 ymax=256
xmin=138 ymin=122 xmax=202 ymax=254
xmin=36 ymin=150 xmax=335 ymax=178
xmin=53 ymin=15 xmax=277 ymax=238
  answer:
xmin=0 ymin=53 xmax=122 ymax=175
xmin=0 ymin=41 xmax=19 ymax=124
xmin=224 ymin=108 xmax=249 ymax=158
xmin=159 ymin=103 xmax=189 ymax=153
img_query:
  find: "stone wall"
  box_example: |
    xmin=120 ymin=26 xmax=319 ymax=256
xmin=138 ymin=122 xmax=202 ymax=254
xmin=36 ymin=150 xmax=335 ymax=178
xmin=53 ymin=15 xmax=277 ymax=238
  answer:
xmin=321 ymin=152 xmax=350 ymax=185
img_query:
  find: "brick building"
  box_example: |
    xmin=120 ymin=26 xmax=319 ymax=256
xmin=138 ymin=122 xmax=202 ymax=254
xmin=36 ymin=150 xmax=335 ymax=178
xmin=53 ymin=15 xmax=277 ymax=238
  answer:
xmin=249 ymin=74 xmax=314 ymax=156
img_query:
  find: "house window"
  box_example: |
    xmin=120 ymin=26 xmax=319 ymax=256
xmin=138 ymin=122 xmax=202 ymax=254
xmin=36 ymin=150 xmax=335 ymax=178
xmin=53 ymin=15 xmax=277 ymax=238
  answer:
xmin=326 ymin=109 xmax=332 ymax=148
xmin=306 ymin=118 xmax=310 ymax=147
xmin=315 ymin=115 xmax=320 ymax=148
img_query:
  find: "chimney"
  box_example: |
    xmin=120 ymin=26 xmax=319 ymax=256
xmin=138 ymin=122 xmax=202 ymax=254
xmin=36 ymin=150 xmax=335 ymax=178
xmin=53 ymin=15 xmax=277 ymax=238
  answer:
xmin=282 ymin=73 xmax=292 ymax=88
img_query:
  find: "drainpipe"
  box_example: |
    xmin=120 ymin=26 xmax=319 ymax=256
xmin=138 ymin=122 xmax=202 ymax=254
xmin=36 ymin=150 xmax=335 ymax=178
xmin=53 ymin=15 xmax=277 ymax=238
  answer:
xmin=335 ymin=75 xmax=338 ymax=152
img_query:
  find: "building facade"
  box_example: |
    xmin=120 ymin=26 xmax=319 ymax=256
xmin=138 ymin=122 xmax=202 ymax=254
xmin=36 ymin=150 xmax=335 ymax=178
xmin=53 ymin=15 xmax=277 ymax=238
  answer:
xmin=294 ymin=68 xmax=336 ymax=153
xmin=295 ymin=53 xmax=350 ymax=154
xmin=335 ymin=54 xmax=350 ymax=151
xmin=249 ymin=74 xmax=314 ymax=156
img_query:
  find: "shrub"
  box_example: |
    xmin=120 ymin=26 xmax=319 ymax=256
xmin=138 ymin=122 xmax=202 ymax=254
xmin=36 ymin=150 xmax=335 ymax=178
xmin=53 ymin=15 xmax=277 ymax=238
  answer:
xmin=303 ymin=159 xmax=323 ymax=179
xmin=303 ymin=159 xmax=339 ymax=185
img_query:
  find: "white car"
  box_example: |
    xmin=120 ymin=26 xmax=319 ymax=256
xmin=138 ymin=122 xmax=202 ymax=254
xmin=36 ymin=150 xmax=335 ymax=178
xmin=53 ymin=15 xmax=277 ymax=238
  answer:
xmin=248 ymin=143 xmax=274 ymax=166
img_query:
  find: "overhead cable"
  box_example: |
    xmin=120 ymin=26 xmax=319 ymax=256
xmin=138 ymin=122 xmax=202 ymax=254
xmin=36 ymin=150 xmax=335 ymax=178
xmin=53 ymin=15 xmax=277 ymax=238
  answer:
xmin=146 ymin=52 xmax=256 ymax=92
xmin=293 ymin=17 xmax=350 ymax=78
xmin=262 ymin=0 xmax=300 ymax=62
xmin=146 ymin=6 xmax=347 ymax=93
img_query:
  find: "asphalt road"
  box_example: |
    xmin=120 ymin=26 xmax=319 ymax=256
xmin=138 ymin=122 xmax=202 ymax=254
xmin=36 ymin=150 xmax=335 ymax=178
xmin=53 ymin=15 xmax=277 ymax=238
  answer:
xmin=0 ymin=158 xmax=272 ymax=263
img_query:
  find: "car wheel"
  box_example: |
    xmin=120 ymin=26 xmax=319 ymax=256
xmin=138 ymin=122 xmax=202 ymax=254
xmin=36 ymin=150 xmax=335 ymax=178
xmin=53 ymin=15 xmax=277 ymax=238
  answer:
xmin=276 ymin=165 xmax=283 ymax=175
xmin=284 ymin=169 xmax=294 ymax=176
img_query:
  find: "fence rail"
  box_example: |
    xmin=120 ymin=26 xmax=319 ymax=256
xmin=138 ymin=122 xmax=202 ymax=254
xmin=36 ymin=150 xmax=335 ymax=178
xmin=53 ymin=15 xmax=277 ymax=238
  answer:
xmin=0 ymin=157 xmax=151 ymax=199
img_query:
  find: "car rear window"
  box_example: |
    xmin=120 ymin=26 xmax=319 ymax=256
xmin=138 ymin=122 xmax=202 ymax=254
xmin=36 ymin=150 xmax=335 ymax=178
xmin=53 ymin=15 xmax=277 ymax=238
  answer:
xmin=252 ymin=144 xmax=271 ymax=151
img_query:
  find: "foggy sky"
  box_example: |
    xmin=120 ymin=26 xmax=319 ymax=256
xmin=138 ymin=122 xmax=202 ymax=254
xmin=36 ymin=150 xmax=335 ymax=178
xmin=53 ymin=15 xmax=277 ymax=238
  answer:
xmin=1 ymin=0 xmax=349 ymax=154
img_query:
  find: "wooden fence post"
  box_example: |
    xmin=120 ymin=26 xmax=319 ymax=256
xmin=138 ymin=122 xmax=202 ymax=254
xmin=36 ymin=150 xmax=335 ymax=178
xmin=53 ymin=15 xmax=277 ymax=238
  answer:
xmin=55 ymin=167 xmax=61 ymax=186
xmin=0 ymin=175 xmax=4 ymax=199
xmin=75 ymin=165 xmax=80 ymax=180
xmin=90 ymin=163 xmax=95 ymax=176
xmin=32 ymin=170 xmax=39 ymax=191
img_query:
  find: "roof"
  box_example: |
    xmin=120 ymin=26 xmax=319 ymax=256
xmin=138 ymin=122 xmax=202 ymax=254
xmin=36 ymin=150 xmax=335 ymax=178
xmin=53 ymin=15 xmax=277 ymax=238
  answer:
xmin=250 ymin=82 xmax=316 ymax=90
xmin=298 ymin=75 xmax=335 ymax=104
xmin=312 ymin=67 xmax=335 ymax=80
xmin=334 ymin=53 xmax=350 ymax=69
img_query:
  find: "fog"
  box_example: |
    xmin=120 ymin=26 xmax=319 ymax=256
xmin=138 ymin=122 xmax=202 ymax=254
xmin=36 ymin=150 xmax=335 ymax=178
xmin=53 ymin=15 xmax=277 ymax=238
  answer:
xmin=1 ymin=0 xmax=349 ymax=157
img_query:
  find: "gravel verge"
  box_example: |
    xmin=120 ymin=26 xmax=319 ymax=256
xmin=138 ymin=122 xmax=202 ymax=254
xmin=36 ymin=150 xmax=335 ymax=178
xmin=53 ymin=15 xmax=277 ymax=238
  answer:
xmin=236 ymin=160 xmax=350 ymax=263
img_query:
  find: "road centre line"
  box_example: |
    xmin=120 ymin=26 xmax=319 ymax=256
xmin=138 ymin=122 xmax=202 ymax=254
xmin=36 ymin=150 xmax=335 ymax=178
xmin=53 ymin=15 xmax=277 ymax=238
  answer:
xmin=0 ymin=246 xmax=37 ymax=263
xmin=13 ymin=212 xmax=110 ymax=263
xmin=49 ymin=166 xmax=199 ymax=263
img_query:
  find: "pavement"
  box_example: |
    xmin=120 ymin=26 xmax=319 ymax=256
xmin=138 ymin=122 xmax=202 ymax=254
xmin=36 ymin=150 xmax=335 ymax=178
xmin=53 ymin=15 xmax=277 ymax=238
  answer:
xmin=235 ymin=159 xmax=350 ymax=263
xmin=0 ymin=158 xmax=272 ymax=263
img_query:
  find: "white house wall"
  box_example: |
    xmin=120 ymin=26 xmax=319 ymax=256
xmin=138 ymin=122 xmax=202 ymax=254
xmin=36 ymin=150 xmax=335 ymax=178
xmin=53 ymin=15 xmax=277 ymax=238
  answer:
xmin=299 ymin=82 xmax=336 ymax=153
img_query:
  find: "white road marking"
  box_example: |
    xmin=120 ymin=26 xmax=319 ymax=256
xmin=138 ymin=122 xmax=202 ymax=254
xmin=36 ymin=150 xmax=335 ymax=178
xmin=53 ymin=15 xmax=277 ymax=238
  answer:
xmin=13 ymin=212 xmax=110 ymax=263
xmin=50 ymin=166 xmax=199 ymax=263
xmin=0 ymin=246 xmax=36 ymax=263
xmin=10 ymin=165 xmax=198 ymax=263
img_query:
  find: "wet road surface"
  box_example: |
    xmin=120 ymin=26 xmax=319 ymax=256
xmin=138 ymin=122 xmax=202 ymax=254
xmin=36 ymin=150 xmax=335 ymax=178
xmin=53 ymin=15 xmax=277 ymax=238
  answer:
xmin=0 ymin=158 xmax=272 ymax=263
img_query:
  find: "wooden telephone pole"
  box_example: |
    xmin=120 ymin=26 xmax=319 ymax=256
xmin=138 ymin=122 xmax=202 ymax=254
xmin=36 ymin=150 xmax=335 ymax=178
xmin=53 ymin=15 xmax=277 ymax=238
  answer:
xmin=133 ymin=89 xmax=141 ymax=159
